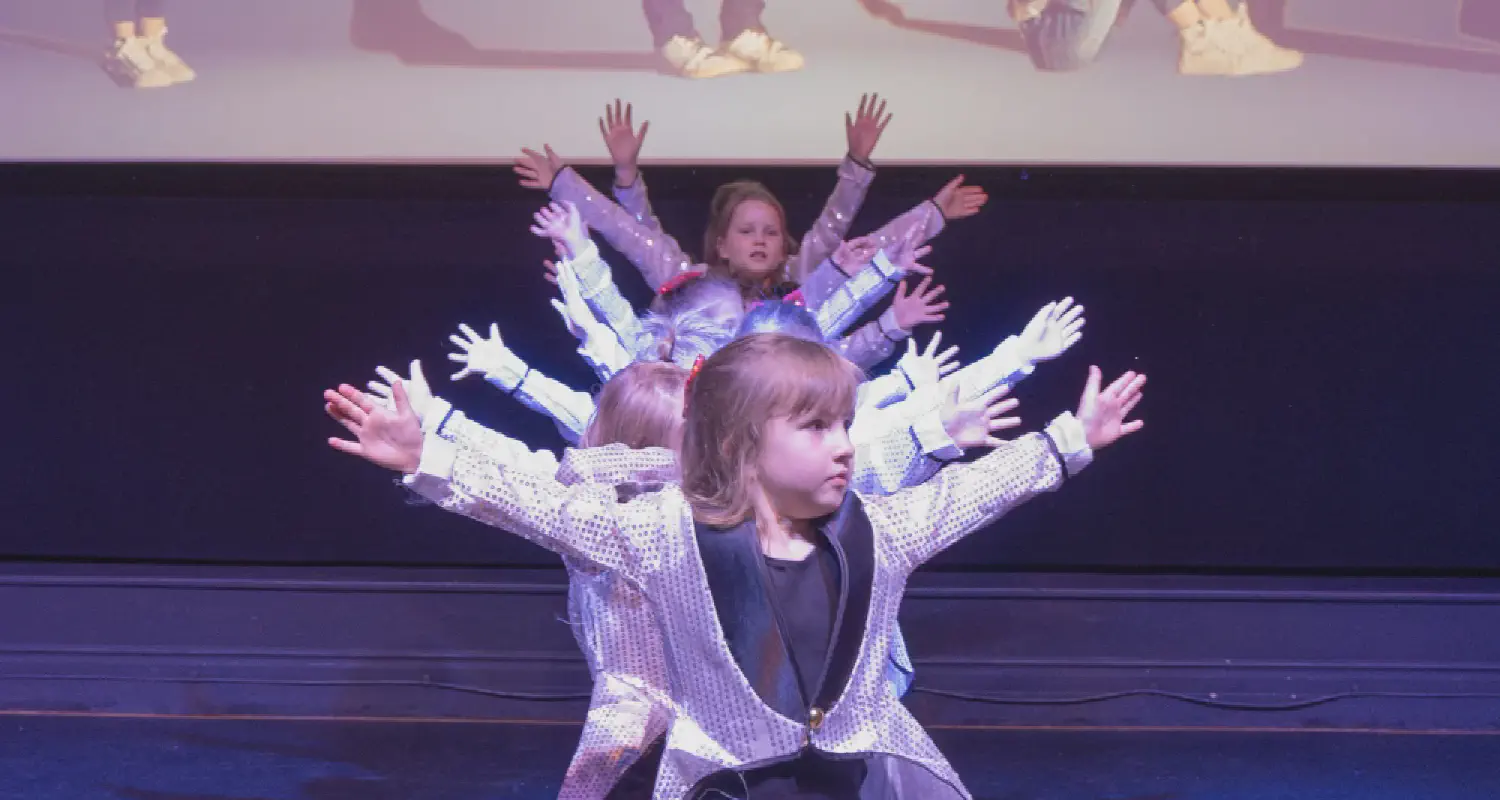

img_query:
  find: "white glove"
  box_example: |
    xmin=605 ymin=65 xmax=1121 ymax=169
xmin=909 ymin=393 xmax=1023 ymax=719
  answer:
xmin=448 ymin=322 xmax=529 ymax=392
xmin=551 ymin=258 xmax=633 ymax=377
xmin=1017 ymin=297 xmax=1085 ymax=365
xmin=896 ymin=331 xmax=960 ymax=388
xmin=367 ymin=359 xmax=435 ymax=425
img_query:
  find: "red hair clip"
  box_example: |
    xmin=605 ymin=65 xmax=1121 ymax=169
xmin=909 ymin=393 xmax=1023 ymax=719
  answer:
xmin=658 ymin=270 xmax=706 ymax=296
xmin=783 ymin=288 xmax=806 ymax=307
xmin=682 ymin=354 xmax=705 ymax=415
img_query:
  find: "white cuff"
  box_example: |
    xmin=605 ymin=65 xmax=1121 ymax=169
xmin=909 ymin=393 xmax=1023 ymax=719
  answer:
xmin=911 ymin=408 xmax=963 ymax=462
xmin=1043 ymin=412 xmax=1093 ymax=477
xmin=401 ymin=429 xmax=460 ymax=487
xmin=422 ymin=397 xmax=454 ymax=436
xmin=872 ymin=248 xmax=902 ymax=281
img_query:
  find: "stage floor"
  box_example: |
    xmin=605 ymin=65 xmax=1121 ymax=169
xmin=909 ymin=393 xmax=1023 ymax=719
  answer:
xmin=4 ymin=713 xmax=1499 ymax=799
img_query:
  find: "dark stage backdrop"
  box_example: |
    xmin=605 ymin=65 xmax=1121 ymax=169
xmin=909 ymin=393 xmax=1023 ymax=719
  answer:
xmin=1 ymin=165 xmax=1497 ymax=573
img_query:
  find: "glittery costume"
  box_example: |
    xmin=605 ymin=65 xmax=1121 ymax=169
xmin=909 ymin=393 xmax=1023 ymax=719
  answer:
xmin=418 ymin=401 xmax=674 ymax=798
xmin=417 ymin=398 xmax=954 ymax=797
xmin=404 ymin=413 xmax=1094 ymax=800
xmin=548 ymin=162 xmax=946 ymax=370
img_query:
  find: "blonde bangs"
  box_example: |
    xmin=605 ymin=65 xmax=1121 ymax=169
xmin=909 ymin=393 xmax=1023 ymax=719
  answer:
xmin=758 ymin=343 xmax=860 ymax=425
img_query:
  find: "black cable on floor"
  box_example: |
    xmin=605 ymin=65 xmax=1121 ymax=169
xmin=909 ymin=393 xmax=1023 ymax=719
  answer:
xmin=9 ymin=673 xmax=1500 ymax=713
xmin=0 ymin=674 xmax=590 ymax=702
xmin=909 ymin=686 xmax=1500 ymax=712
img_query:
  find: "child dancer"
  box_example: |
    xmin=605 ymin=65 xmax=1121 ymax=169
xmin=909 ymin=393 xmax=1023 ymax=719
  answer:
xmin=358 ymin=328 xmax=1014 ymax=797
xmin=326 ymin=333 xmax=1144 ymax=798
xmin=515 ymin=97 xmax=986 ymax=296
xmin=531 ymin=198 xmax=948 ymax=372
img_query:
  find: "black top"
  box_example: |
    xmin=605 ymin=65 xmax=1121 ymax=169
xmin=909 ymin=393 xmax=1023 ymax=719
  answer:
xmin=741 ymin=540 xmax=866 ymax=800
xmin=764 ymin=545 xmax=840 ymax=701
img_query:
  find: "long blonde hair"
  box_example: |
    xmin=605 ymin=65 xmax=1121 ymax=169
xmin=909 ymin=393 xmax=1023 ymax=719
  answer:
xmin=580 ymin=361 xmax=689 ymax=451
xmin=680 ymin=334 xmax=861 ymax=527
xmin=702 ymin=180 xmax=799 ymax=291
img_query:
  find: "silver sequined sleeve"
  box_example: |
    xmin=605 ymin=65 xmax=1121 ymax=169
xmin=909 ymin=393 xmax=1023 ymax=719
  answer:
xmin=812 ymin=248 xmax=907 ymax=339
xmin=427 ymin=400 xmax=564 ymax=476
xmin=864 ymin=413 xmax=1093 ymax=571
xmin=851 ymin=423 xmax=943 ymax=497
xmin=862 ymin=199 xmax=947 ymax=255
xmin=786 ymin=155 xmax=876 ymax=285
xmin=512 ymin=369 xmax=597 ymax=444
xmin=612 ymin=173 xmax=663 ymax=233
xmin=552 ymin=167 xmax=697 ymax=293
xmin=946 ymin=336 xmax=1035 ymax=404
xmin=832 ymin=313 xmax=906 ymax=371
xmin=405 ymin=439 xmax=675 ymax=583
xmin=566 ymin=240 xmax=647 ymax=355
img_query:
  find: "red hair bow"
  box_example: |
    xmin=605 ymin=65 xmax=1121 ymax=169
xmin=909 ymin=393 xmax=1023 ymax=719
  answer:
xmin=682 ymin=354 xmax=705 ymax=415
xmin=658 ymin=270 xmax=706 ymax=296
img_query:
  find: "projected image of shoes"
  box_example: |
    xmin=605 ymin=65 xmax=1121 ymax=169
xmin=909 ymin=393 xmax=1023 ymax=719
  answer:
xmin=661 ymin=35 xmax=752 ymax=78
xmin=102 ymin=35 xmax=173 ymax=89
xmin=143 ymin=30 xmax=195 ymax=84
xmin=724 ymin=29 xmax=804 ymax=72
xmin=1179 ymin=5 xmax=1302 ymax=76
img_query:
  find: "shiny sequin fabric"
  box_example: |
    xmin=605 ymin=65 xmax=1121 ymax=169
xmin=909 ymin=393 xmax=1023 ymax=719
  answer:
xmin=428 ymin=409 xmax=676 ymax=799
xmin=406 ymin=415 xmax=1093 ymax=800
xmin=553 ymin=159 xmax=926 ymax=370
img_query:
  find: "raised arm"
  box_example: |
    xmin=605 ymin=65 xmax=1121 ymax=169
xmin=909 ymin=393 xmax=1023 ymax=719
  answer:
xmin=447 ymin=322 xmax=597 ymax=443
xmin=551 ymin=166 xmax=698 ymax=293
xmin=325 ymin=380 xmax=668 ymax=582
xmin=786 ymin=94 xmax=893 ymax=283
xmin=867 ymin=368 xmax=1145 ymax=572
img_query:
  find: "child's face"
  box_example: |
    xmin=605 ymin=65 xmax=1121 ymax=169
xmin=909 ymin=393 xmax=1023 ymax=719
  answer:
xmin=716 ymin=200 xmax=786 ymax=282
xmin=754 ymin=411 xmax=854 ymax=521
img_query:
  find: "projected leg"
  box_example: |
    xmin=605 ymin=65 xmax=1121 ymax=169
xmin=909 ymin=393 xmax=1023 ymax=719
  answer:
xmin=1013 ymin=0 xmax=1127 ymax=71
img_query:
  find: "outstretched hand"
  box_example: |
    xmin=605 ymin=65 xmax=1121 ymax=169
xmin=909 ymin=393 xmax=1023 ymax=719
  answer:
xmin=599 ymin=99 xmax=649 ymax=186
xmin=514 ymin=144 xmax=564 ymax=191
xmin=940 ymin=382 xmax=1021 ymax=450
xmin=934 ymin=175 xmax=988 ymax=220
xmin=1018 ymin=297 xmax=1086 ymax=364
xmin=845 ymin=92 xmax=893 ymax=164
xmin=1075 ymin=367 xmax=1146 ymax=451
xmin=324 ymin=381 xmax=424 ymax=474
xmin=448 ymin=322 xmax=529 ymax=389
xmin=367 ymin=359 xmax=434 ymax=424
xmin=890 ymin=275 xmax=949 ymax=331
xmin=530 ymin=200 xmax=588 ymax=259
xmin=897 ymin=331 xmax=959 ymax=388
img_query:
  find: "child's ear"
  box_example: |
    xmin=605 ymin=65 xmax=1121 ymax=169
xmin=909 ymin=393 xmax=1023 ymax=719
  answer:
xmin=716 ymin=236 xmax=728 ymax=263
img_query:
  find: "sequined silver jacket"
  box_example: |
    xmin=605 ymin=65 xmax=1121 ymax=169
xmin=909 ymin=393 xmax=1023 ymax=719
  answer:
xmin=405 ymin=412 xmax=1093 ymax=799
xmin=416 ymin=401 xmax=936 ymax=798
xmin=549 ymin=160 xmax=945 ymax=370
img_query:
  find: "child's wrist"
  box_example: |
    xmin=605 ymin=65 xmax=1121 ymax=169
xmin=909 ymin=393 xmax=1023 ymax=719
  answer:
xmin=613 ymin=165 xmax=639 ymax=187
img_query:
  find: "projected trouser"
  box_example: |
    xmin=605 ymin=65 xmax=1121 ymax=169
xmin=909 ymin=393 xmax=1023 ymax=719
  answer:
xmin=643 ymin=0 xmax=767 ymax=49
xmin=106 ymin=0 xmax=167 ymax=24
xmin=1018 ymin=0 xmax=1181 ymax=71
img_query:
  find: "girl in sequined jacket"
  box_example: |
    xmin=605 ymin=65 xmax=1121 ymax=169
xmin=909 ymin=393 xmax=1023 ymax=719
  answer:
xmin=329 ymin=333 xmax=1145 ymax=799
xmin=358 ymin=329 xmax=1019 ymax=798
xmin=514 ymin=98 xmax=987 ymax=371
